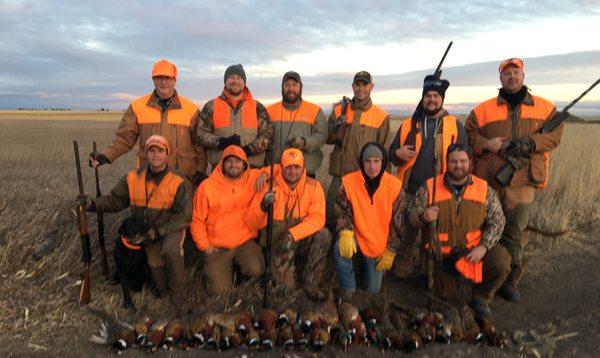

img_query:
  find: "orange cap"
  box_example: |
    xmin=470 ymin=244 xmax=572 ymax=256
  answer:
xmin=222 ymin=145 xmax=248 ymax=163
xmin=152 ymin=59 xmax=177 ymax=79
xmin=499 ymin=57 xmax=524 ymax=74
xmin=144 ymin=134 xmax=171 ymax=154
xmin=281 ymin=148 xmax=304 ymax=168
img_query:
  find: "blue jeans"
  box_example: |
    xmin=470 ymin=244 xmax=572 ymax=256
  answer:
xmin=333 ymin=238 xmax=384 ymax=293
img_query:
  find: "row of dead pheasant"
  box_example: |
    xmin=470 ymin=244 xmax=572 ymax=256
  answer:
xmin=90 ymin=298 xmax=507 ymax=353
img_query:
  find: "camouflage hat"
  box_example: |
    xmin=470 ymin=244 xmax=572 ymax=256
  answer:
xmin=353 ymin=71 xmax=372 ymax=84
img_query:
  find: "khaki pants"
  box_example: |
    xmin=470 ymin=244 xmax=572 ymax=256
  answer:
xmin=144 ymin=230 xmax=187 ymax=298
xmin=325 ymin=176 xmax=342 ymax=230
xmin=499 ymin=203 xmax=532 ymax=267
xmin=203 ymin=239 xmax=265 ymax=295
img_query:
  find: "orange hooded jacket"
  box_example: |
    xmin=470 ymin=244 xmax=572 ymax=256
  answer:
xmin=246 ymin=164 xmax=325 ymax=241
xmin=190 ymin=145 xmax=263 ymax=251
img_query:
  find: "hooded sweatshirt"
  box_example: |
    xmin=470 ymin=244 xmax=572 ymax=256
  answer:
xmin=246 ymin=163 xmax=325 ymax=241
xmin=190 ymin=145 xmax=263 ymax=251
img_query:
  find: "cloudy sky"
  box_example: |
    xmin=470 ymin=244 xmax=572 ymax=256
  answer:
xmin=1 ymin=0 xmax=599 ymax=114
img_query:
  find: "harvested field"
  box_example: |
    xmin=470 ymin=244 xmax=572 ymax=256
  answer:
xmin=0 ymin=111 xmax=598 ymax=356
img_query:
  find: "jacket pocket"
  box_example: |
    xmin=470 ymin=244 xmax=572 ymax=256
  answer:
xmin=528 ymin=152 xmax=547 ymax=185
xmin=176 ymin=150 xmax=196 ymax=177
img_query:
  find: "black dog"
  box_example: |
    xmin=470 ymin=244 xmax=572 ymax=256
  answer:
xmin=113 ymin=217 xmax=152 ymax=309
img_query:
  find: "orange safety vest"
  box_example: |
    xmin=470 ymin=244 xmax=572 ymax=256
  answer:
xmin=212 ymin=97 xmax=258 ymax=129
xmin=126 ymin=170 xmax=185 ymax=211
xmin=333 ymin=102 xmax=388 ymax=129
xmin=426 ymin=174 xmax=488 ymax=283
xmin=341 ymin=171 xmax=402 ymax=258
xmin=131 ymin=93 xmax=198 ymax=126
xmin=472 ymin=95 xmax=555 ymax=188
xmin=395 ymin=115 xmax=459 ymax=185
xmin=267 ymin=101 xmax=320 ymax=125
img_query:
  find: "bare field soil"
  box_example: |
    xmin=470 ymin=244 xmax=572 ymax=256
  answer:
xmin=0 ymin=112 xmax=599 ymax=357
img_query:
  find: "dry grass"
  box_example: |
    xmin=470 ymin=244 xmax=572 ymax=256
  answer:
xmin=0 ymin=112 xmax=598 ymax=354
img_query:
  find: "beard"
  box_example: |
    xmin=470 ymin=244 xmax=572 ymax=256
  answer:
xmin=282 ymin=89 xmax=302 ymax=104
xmin=448 ymin=168 xmax=468 ymax=181
xmin=423 ymin=103 xmax=443 ymax=116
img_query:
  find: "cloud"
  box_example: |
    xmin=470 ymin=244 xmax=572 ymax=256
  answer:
xmin=0 ymin=1 xmax=599 ymax=112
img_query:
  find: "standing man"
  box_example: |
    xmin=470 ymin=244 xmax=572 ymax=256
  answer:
xmin=246 ymin=148 xmax=331 ymax=299
xmin=388 ymin=75 xmax=467 ymax=277
xmin=408 ymin=144 xmax=510 ymax=320
xmin=91 ymin=59 xmax=207 ymax=187
xmin=326 ymin=71 xmax=390 ymax=229
xmin=464 ymin=58 xmax=563 ymax=301
xmin=78 ymin=135 xmax=192 ymax=314
xmin=334 ymin=142 xmax=404 ymax=296
xmin=266 ymin=71 xmax=328 ymax=178
xmin=196 ymin=64 xmax=273 ymax=169
xmin=190 ymin=145 xmax=265 ymax=295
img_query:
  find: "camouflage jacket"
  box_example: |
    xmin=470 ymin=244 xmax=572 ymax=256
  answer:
xmin=196 ymin=88 xmax=273 ymax=168
xmin=408 ymin=175 xmax=505 ymax=250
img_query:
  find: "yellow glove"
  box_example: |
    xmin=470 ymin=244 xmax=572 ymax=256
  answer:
xmin=338 ymin=230 xmax=357 ymax=259
xmin=376 ymin=249 xmax=396 ymax=272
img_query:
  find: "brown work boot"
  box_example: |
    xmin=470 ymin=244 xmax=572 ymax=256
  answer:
xmin=150 ymin=266 xmax=168 ymax=298
xmin=469 ymin=298 xmax=492 ymax=321
xmin=171 ymin=287 xmax=189 ymax=318
xmin=499 ymin=265 xmax=522 ymax=302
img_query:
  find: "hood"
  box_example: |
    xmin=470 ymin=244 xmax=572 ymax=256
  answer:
xmin=221 ymin=86 xmax=253 ymax=108
xmin=358 ymin=141 xmax=388 ymax=198
xmin=210 ymin=145 xmax=250 ymax=184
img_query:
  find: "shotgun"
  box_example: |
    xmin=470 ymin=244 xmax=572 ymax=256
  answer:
xmin=263 ymin=156 xmax=275 ymax=309
xmin=496 ymin=77 xmax=600 ymax=186
xmin=73 ymin=141 xmax=91 ymax=305
xmin=93 ymin=141 xmax=109 ymax=278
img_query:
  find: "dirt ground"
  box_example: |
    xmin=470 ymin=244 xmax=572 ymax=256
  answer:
xmin=0 ymin=114 xmax=598 ymax=357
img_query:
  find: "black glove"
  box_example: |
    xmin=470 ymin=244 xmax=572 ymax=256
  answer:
xmin=129 ymin=227 xmax=158 ymax=246
xmin=217 ymin=134 xmax=241 ymax=150
xmin=502 ymin=137 xmax=536 ymax=157
xmin=89 ymin=153 xmax=110 ymax=167
xmin=118 ymin=217 xmax=150 ymax=238
xmin=242 ymin=145 xmax=253 ymax=157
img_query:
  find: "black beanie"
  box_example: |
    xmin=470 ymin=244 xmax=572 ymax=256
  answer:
xmin=422 ymin=74 xmax=450 ymax=99
xmin=224 ymin=64 xmax=246 ymax=83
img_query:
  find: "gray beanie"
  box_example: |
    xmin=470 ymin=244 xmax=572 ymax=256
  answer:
xmin=362 ymin=143 xmax=384 ymax=160
xmin=224 ymin=64 xmax=246 ymax=83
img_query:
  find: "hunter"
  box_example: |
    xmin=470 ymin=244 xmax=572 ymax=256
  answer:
xmin=464 ymin=57 xmax=563 ymax=301
xmin=408 ymin=143 xmax=510 ymax=320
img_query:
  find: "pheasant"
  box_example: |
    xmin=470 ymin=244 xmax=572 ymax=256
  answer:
xmin=88 ymin=310 xmax=136 ymax=354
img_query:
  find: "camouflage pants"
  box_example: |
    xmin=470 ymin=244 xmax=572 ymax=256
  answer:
xmin=325 ymin=176 xmax=342 ymax=230
xmin=391 ymin=191 xmax=419 ymax=278
xmin=270 ymin=228 xmax=332 ymax=290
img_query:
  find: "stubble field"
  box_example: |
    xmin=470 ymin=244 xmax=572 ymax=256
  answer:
xmin=0 ymin=111 xmax=598 ymax=357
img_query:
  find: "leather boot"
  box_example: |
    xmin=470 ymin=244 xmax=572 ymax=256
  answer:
xmin=168 ymin=258 xmax=189 ymax=317
xmin=150 ymin=266 xmax=168 ymax=298
xmin=499 ymin=265 xmax=523 ymax=302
